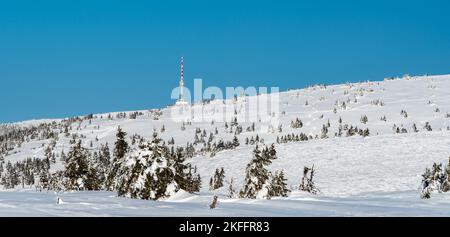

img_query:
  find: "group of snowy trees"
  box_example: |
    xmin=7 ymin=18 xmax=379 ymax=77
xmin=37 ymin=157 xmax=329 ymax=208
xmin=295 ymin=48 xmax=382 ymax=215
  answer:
xmin=116 ymin=132 xmax=179 ymax=200
xmin=239 ymin=144 xmax=319 ymax=199
xmin=290 ymin=118 xmax=303 ymax=129
xmin=392 ymin=122 xmax=434 ymax=134
xmin=0 ymin=117 xmax=328 ymax=203
xmin=184 ymin=126 xmax=242 ymax=158
xmin=104 ymin=128 xmax=201 ymax=200
xmin=1 ymin=126 xmax=203 ymax=201
xmin=0 ymin=138 xmax=110 ymax=192
xmin=283 ymin=115 xmax=372 ymax=142
xmin=209 ymin=168 xmax=225 ymax=191
xmin=245 ymin=135 xmax=263 ymax=145
xmin=209 ymin=137 xmax=240 ymax=157
xmin=37 ymin=139 xmax=112 ymax=192
xmin=276 ymin=124 xmax=369 ymax=144
xmin=0 ymin=158 xmax=49 ymax=189
xmin=206 ymin=143 xmax=316 ymax=201
xmin=277 ymin=133 xmax=310 ymax=144
xmin=420 ymin=157 xmax=450 ymax=199
xmin=0 ymin=123 xmax=60 ymax=157
xmin=239 ymin=144 xmax=290 ymax=199
xmin=208 ymin=144 xmax=282 ymax=199
xmin=0 ymin=114 xmax=120 ymax=190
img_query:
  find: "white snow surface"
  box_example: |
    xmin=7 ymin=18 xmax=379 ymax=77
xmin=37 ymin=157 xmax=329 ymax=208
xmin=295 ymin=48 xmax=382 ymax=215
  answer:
xmin=1 ymin=74 xmax=450 ymax=216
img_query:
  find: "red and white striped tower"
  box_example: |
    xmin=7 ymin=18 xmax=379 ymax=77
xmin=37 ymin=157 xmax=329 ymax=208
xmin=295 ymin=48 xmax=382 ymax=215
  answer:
xmin=179 ymin=56 xmax=185 ymax=101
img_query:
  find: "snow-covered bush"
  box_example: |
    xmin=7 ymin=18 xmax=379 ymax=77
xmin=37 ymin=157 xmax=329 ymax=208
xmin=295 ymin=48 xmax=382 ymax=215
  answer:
xmin=360 ymin=115 xmax=368 ymax=124
xmin=268 ymin=170 xmax=290 ymax=197
xmin=420 ymin=157 xmax=450 ymax=199
xmin=299 ymin=165 xmax=319 ymax=195
xmin=116 ymin=132 xmax=201 ymax=200
xmin=290 ymin=118 xmax=303 ymax=129
xmin=116 ymin=132 xmax=179 ymax=200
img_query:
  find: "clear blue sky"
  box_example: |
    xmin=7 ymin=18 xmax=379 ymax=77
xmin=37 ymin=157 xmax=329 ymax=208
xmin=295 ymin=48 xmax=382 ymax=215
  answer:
xmin=1 ymin=0 xmax=450 ymax=123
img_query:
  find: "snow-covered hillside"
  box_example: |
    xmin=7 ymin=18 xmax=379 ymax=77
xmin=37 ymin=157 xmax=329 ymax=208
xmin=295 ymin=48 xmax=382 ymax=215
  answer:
xmin=1 ymin=74 xmax=450 ymax=216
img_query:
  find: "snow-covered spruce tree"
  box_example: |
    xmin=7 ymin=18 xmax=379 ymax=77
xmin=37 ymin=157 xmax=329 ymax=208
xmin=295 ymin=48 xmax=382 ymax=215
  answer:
xmin=82 ymin=148 xmax=108 ymax=191
xmin=106 ymin=127 xmax=129 ymax=191
xmin=240 ymin=145 xmax=277 ymax=199
xmin=412 ymin=123 xmax=419 ymax=133
xmin=44 ymin=145 xmax=55 ymax=164
xmin=269 ymin=170 xmax=290 ymax=197
xmin=209 ymin=168 xmax=225 ymax=190
xmin=232 ymin=136 xmax=240 ymax=148
xmin=173 ymin=147 xmax=188 ymax=187
xmin=421 ymin=168 xmax=433 ymax=199
xmin=209 ymin=176 xmax=214 ymax=191
xmin=85 ymin=154 xmax=103 ymax=191
xmin=227 ymin=178 xmax=237 ymax=198
xmin=49 ymin=170 xmax=65 ymax=192
xmin=362 ymin=128 xmax=370 ymax=137
xmin=0 ymin=161 xmax=19 ymax=189
xmin=43 ymin=154 xmax=51 ymax=171
xmin=445 ymin=157 xmax=450 ymax=192
xmin=172 ymin=147 xmax=201 ymax=193
xmin=182 ymin=165 xmax=202 ymax=193
xmin=116 ymin=132 xmax=179 ymax=200
xmin=424 ymin=122 xmax=432 ymax=131
xmin=96 ymin=143 xmax=111 ymax=189
xmin=299 ymin=165 xmax=319 ymax=194
xmin=64 ymin=140 xmax=90 ymax=190
xmin=360 ymin=115 xmax=368 ymax=124
xmin=320 ymin=124 xmax=328 ymax=139
xmin=266 ymin=143 xmax=276 ymax=158
xmin=38 ymin=169 xmax=50 ymax=191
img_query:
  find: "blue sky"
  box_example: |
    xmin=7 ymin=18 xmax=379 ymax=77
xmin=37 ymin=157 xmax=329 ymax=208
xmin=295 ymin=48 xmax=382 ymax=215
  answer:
xmin=1 ymin=0 xmax=450 ymax=123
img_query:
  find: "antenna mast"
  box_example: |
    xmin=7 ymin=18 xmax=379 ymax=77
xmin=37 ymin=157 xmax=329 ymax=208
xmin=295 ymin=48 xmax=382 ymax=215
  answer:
xmin=180 ymin=56 xmax=184 ymax=101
